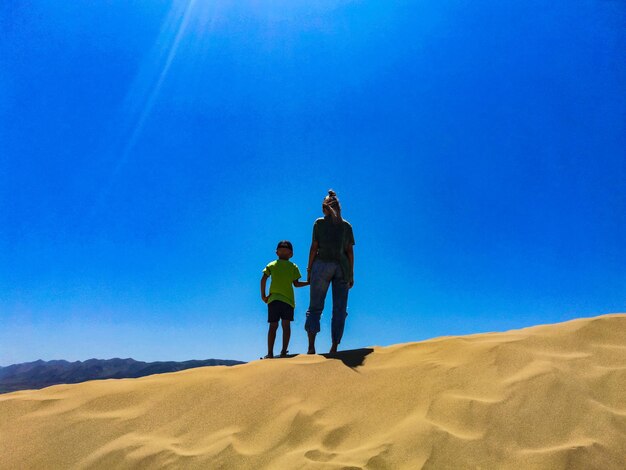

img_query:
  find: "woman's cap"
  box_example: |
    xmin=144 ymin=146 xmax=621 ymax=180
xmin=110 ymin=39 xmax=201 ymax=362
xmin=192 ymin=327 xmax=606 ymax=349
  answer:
xmin=276 ymin=240 xmax=293 ymax=251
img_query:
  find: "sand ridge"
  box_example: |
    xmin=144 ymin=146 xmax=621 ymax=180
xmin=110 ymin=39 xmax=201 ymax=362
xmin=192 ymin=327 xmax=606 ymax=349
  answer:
xmin=1 ymin=313 xmax=626 ymax=469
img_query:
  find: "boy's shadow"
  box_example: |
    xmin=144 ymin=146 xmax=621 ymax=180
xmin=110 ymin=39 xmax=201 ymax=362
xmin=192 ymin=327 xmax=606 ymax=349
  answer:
xmin=281 ymin=348 xmax=374 ymax=369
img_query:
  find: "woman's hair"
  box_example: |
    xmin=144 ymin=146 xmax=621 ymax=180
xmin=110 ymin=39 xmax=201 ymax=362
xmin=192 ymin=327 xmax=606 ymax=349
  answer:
xmin=322 ymin=189 xmax=342 ymax=224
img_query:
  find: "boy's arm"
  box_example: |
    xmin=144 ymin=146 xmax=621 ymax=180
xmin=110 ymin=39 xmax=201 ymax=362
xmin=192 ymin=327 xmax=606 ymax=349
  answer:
xmin=306 ymin=240 xmax=319 ymax=282
xmin=260 ymin=274 xmax=270 ymax=303
xmin=293 ymin=280 xmax=310 ymax=287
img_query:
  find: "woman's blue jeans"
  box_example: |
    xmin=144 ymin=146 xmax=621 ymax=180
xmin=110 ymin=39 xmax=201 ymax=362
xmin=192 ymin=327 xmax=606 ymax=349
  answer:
xmin=304 ymin=259 xmax=349 ymax=344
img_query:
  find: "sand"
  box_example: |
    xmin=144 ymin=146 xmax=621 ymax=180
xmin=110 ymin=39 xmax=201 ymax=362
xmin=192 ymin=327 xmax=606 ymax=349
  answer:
xmin=1 ymin=313 xmax=626 ymax=469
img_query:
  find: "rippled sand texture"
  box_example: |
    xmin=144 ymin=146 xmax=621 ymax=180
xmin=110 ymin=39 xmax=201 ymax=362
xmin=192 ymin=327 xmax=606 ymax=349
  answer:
xmin=2 ymin=313 xmax=626 ymax=469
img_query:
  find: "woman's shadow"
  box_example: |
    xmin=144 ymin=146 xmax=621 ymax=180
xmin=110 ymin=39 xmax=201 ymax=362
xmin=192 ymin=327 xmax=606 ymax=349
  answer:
xmin=281 ymin=348 xmax=374 ymax=369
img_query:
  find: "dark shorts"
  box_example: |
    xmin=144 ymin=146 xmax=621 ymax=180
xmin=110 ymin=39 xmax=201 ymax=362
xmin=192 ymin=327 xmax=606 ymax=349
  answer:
xmin=268 ymin=300 xmax=294 ymax=323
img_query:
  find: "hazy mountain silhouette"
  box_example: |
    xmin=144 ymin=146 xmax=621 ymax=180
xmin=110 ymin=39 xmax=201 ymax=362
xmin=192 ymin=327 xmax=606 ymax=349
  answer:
xmin=0 ymin=358 xmax=245 ymax=393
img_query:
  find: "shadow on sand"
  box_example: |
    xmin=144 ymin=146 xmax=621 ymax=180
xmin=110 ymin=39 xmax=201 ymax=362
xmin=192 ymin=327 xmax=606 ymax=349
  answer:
xmin=322 ymin=348 xmax=374 ymax=368
xmin=278 ymin=348 xmax=374 ymax=369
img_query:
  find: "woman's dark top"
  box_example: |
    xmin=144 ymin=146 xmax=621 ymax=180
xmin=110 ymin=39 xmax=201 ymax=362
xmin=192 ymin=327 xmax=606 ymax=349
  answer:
xmin=312 ymin=216 xmax=355 ymax=283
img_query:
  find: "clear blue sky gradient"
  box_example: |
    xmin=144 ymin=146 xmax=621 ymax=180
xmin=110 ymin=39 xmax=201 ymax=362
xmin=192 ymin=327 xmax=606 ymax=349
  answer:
xmin=1 ymin=0 xmax=625 ymax=365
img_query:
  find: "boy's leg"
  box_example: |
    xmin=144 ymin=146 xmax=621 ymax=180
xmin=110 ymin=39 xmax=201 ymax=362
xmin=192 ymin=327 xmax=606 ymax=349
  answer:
xmin=267 ymin=322 xmax=278 ymax=357
xmin=330 ymin=274 xmax=350 ymax=354
xmin=304 ymin=261 xmax=333 ymax=354
xmin=281 ymin=319 xmax=291 ymax=355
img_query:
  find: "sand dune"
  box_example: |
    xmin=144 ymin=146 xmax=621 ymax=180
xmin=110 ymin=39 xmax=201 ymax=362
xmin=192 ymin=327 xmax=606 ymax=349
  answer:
xmin=2 ymin=314 xmax=626 ymax=469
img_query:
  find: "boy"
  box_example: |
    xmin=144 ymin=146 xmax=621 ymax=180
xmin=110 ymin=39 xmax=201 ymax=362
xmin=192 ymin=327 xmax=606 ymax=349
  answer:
xmin=261 ymin=240 xmax=309 ymax=358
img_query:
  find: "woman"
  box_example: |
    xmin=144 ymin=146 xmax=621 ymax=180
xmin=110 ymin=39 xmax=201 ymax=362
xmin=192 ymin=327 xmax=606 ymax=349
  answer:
xmin=304 ymin=190 xmax=355 ymax=354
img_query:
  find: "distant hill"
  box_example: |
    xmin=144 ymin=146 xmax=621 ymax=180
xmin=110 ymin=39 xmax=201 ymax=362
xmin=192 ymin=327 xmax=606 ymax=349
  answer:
xmin=0 ymin=358 xmax=245 ymax=393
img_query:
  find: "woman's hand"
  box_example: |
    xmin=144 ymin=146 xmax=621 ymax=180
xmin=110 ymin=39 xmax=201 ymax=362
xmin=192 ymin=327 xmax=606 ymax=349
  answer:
xmin=262 ymin=294 xmax=269 ymax=303
xmin=349 ymin=280 xmax=354 ymax=289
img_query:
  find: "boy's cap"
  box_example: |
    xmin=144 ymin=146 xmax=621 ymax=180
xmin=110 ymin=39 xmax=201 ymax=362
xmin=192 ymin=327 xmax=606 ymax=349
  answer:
xmin=276 ymin=240 xmax=293 ymax=251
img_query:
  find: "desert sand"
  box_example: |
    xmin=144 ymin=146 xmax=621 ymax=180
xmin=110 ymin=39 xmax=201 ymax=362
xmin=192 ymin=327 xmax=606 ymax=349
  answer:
xmin=1 ymin=313 xmax=625 ymax=469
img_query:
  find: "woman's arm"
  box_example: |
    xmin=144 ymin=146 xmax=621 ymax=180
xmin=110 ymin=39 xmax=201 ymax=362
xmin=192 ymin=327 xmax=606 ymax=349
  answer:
xmin=306 ymin=240 xmax=319 ymax=282
xmin=345 ymin=243 xmax=354 ymax=288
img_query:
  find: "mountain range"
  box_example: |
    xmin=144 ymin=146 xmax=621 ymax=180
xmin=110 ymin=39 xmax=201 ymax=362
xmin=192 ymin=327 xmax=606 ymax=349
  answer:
xmin=0 ymin=357 xmax=245 ymax=393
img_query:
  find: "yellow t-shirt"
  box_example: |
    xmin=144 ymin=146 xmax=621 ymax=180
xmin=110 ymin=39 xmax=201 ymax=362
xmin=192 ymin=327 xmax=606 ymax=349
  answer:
xmin=262 ymin=259 xmax=302 ymax=308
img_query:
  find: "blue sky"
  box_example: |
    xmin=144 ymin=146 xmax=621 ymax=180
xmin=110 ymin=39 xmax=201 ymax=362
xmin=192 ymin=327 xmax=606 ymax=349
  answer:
xmin=1 ymin=0 xmax=625 ymax=365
